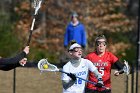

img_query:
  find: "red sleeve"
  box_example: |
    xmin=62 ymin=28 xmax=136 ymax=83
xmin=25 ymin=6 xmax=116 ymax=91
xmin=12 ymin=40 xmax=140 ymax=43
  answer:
xmin=109 ymin=52 xmax=118 ymax=64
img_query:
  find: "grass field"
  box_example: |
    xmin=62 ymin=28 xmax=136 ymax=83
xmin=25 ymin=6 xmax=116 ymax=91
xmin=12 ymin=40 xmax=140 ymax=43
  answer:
xmin=0 ymin=67 xmax=139 ymax=93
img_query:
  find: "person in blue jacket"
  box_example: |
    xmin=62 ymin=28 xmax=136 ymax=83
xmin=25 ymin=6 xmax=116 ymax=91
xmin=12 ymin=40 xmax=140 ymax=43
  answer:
xmin=64 ymin=11 xmax=87 ymax=49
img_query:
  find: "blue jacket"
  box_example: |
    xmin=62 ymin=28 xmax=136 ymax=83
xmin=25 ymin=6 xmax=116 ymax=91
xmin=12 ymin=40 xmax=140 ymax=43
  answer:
xmin=64 ymin=22 xmax=87 ymax=47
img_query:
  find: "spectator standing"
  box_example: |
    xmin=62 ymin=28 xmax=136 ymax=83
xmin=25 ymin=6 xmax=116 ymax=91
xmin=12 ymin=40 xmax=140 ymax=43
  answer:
xmin=64 ymin=11 xmax=87 ymax=49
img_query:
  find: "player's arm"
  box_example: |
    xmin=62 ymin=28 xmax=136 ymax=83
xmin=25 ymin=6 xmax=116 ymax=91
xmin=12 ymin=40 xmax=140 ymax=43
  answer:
xmin=0 ymin=52 xmax=26 ymax=65
xmin=0 ymin=64 xmax=19 ymax=71
xmin=0 ymin=58 xmax=27 ymax=71
xmin=62 ymin=73 xmax=76 ymax=90
xmin=61 ymin=64 xmax=76 ymax=90
xmin=87 ymin=60 xmax=104 ymax=87
xmin=113 ymin=60 xmax=124 ymax=76
xmin=91 ymin=68 xmax=104 ymax=87
xmin=0 ymin=46 xmax=29 ymax=65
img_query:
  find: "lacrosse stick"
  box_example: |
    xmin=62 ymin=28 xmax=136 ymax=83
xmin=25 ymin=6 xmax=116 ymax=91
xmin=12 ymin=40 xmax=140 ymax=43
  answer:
xmin=38 ymin=58 xmax=98 ymax=85
xmin=26 ymin=0 xmax=42 ymax=46
xmin=117 ymin=60 xmax=130 ymax=75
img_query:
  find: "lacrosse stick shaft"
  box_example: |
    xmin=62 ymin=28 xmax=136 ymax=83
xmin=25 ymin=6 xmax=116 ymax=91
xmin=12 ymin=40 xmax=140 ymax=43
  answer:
xmin=59 ymin=70 xmax=96 ymax=85
xmin=26 ymin=30 xmax=33 ymax=46
xmin=60 ymin=70 xmax=106 ymax=88
xmin=31 ymin=18 xmax=36 ymax=30
xmin=26 ymin=17 xmax=36 ymax=46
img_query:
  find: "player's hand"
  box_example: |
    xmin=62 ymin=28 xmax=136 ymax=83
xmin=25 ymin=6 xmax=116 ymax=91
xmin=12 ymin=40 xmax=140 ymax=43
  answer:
xmin=114 ymin=70 xmax=120 ymax=76
xmin=95 ymin=78 xmax=104 ymax=88
xmin=67 ymin=73 xmax=76 ymax=81
xmin=19 ymin=58 xmax=27 ymax=66
xmin=23 ymin=46 xmax=30 ymax=54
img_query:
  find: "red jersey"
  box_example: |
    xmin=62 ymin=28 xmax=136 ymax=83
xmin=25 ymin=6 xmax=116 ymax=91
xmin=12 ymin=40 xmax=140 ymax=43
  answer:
xmin=85 ymin=51 xmax=118 ymax=91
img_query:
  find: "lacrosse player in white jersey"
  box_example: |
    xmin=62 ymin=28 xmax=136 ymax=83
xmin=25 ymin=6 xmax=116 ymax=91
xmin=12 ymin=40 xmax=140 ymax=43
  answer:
xmin=61 ymin=42 xmax=104 ymax=93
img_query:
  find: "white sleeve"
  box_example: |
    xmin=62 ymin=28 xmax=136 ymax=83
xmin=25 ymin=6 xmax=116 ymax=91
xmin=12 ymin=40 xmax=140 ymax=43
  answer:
xmin=86 ymin=60 xmax=97 ymax=72
xmin=86 ymin=59 xmax=102 ymax=79
xmin=61 ymin=64 xmax=70 ymax=81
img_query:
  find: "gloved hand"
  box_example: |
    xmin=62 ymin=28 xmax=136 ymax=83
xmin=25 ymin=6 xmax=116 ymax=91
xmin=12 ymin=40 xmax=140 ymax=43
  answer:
xmin=95 ymin=78 xmax=104 ymax=88
xmin=67 ymin=73 xmax=76 ymax=81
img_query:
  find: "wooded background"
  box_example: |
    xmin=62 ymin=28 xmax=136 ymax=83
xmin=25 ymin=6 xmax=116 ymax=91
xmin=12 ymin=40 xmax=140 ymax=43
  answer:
xmin=0 ymin=0 xmax=138 ymax=65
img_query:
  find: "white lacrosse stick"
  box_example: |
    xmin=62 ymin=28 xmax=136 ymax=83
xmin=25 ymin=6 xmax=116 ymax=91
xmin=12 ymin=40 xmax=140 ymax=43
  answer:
xmin=117 ymin=60 xmax=130 ymax=75
xmin=123 ymin=60 xmax=130 ymax=75
xmin=27 ymin=0 xmax=42 ymax=46
xmin=38 ymin=58 xmax=100 ymax=86
xmin=38 ymin=58 xmax=59 ymax=72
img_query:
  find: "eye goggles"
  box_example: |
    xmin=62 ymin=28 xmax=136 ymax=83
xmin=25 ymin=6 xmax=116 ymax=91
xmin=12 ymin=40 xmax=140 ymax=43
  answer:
xmin=70 ymin=47 xmax=83 ymax=52
xmin=96 ymin=41 xmax=107 ymax=46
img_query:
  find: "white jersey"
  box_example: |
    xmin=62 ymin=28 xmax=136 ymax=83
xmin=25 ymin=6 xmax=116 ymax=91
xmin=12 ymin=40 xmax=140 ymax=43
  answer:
xmin=61 ymin=58 xmax=97 ymax=93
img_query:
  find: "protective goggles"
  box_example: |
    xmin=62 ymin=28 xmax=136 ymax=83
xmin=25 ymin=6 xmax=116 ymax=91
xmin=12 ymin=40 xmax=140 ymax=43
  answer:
xmin=96 ymin=41 xmax=107 ymax=46
xmin=70 ymin=47 xmax=83 ymax=52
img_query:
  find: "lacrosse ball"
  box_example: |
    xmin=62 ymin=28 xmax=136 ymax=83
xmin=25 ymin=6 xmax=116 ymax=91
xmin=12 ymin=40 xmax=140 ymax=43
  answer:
xmin=43 ymin=64 xmax=48 ymax=69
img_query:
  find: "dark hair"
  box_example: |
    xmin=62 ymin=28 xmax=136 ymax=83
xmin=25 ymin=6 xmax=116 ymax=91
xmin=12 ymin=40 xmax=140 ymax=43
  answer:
xmin=95 ymin=35 xmax=107 ymax=42
xmin=68 ymin=40 xmax=77 ymax=51
xmin=69 ymin=40 xmax=77 ymax=45
xmin=95 ymin=35 xmax=107 ymax=46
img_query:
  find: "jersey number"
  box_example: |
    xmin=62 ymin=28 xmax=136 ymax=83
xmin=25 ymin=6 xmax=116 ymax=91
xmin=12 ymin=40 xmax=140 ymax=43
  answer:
xmin=98 ymin=67 xmax=104 ymax=76
xmin=75 ymin=78 xmax=82 ymax=84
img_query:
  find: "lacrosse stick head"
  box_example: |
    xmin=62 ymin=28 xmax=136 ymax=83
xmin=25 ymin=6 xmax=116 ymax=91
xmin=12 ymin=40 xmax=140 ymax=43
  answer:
xmin=38 ymin=58 xmax=59 ymax=72
xmin=32 ymin=0 xmax=42 ymax=15
xmin=123 ymin=60 xmax=130 ymax=75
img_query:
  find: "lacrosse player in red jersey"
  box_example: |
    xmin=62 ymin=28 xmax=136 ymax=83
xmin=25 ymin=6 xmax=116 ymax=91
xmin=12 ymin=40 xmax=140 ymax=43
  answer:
xmin=85 ymin=35 xmax=127 ymax=93
xmin=61 ymin=42 xmax=104 ymax=93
